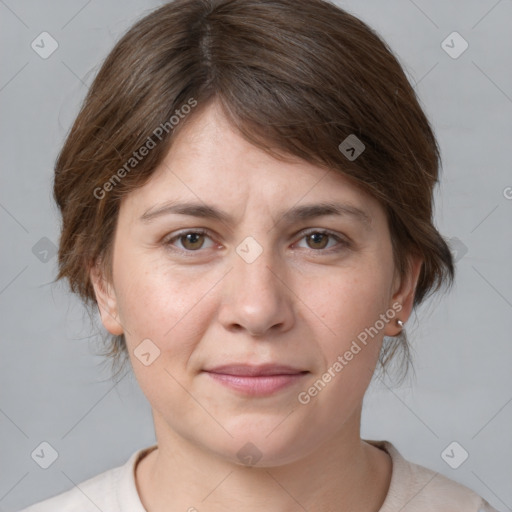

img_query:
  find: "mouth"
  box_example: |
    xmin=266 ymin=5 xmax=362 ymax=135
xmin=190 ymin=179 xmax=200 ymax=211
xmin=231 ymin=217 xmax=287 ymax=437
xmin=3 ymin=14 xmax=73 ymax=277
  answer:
xmin=203 ymin=363 xmax=308 ymax=377
xmin=202 ymin=364 xmax=309 ymax=396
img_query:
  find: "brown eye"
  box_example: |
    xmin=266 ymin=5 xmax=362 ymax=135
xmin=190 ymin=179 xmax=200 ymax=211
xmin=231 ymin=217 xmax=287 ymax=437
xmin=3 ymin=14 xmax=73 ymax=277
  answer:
xmin=163 ymin=229 xmax=215 ymax=253
xmin=296 ymin=229 xmax=350 ymax=253
xmin=179 ymin=232 xmax=206 ymax=250
xmin=306 ymin=232 xmax=330 ymax=250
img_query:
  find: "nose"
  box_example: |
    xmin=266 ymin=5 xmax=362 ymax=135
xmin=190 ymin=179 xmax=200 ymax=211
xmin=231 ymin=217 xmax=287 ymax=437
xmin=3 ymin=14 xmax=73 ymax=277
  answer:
xmin=216 ymin=240 xmax=295 ymax=337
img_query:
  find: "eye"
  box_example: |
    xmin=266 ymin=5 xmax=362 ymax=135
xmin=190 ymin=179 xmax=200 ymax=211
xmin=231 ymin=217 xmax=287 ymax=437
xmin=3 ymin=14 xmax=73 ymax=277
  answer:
xmin=295 ymin=229 xmax=350 ymax=252
xmin=163 ymin=229 xmax=216 ymax=252
xmin=162 ymin=228 xmax=350 ymax=255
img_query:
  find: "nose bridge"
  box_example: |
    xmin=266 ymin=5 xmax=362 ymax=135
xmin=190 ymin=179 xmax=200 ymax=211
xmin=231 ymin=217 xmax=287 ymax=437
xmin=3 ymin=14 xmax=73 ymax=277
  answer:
xmin=218 ymin=234 xmax=293 ymax=335
xmin=236 ymin=236 xmax=279 ymax=292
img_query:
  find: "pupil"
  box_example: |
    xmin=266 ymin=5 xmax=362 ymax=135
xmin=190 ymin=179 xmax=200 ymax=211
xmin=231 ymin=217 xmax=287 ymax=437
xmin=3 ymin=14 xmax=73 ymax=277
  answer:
xmin=184 ymin=233 xmax=203 ymax=249
xmin=310 ymin=233 xmax=327 ymax=249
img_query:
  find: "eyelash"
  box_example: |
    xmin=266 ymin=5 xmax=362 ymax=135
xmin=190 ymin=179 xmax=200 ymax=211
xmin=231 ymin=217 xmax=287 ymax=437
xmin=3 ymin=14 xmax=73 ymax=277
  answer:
xmin=162 ymin=228 xmax=350 ymax=256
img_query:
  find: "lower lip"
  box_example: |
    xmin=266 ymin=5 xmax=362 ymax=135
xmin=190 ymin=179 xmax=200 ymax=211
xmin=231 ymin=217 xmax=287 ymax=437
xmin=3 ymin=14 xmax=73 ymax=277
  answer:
xmin=204 ymin=371 xmax=308 ymax=396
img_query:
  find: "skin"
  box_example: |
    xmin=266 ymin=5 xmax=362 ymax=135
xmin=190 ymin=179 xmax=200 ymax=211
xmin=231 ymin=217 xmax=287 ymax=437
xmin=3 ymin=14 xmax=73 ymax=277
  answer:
xmin=90 ymin=100 xmax=423 ymax=512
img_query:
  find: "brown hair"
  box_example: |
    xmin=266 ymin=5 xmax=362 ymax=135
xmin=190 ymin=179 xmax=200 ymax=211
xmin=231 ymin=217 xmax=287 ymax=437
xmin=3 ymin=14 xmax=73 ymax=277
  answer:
xmin=53 ymin=0 xmax=454 ymax=382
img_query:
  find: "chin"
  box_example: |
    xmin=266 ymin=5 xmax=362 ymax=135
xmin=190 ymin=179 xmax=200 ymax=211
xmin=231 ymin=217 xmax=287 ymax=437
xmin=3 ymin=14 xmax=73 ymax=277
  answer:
xmin=205 ymin=418 xmax=316 ymax=468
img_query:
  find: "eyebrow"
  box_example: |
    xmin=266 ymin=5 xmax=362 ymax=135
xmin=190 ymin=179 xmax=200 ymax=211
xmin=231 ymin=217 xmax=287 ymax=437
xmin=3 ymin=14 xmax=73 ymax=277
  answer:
xmin=139 ymin=200 xmax=372 ymax=230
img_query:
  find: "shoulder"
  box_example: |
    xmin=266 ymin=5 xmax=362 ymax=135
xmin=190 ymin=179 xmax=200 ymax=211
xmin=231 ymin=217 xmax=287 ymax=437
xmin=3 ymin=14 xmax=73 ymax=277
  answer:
xmin=17 ymin=446 xmax=155 ymax=512
xmin=17 ymin=466 xmax=121 ymax=512
xmin=367 ymin=440 xmax=501 ymax=512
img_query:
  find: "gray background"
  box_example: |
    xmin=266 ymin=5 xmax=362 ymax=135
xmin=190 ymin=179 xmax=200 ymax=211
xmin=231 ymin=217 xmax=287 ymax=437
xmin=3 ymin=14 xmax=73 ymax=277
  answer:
xmin=1 ymin=0 xmax=511 ymax=510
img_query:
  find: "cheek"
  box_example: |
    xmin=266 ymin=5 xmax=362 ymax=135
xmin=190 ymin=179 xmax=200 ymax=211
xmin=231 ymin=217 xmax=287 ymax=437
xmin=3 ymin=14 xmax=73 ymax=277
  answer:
xmin=112 ymin=262 xmax=208 ymax=404
xmin=303 ymin=263 xmax=392 ymax=347
xmin=297 ymin=271 xmax=393 ymax=417
xmin=113 ymin=255 xmax=217 ymax=356
xmin=293 ymin=268 xmax=392 ymax=425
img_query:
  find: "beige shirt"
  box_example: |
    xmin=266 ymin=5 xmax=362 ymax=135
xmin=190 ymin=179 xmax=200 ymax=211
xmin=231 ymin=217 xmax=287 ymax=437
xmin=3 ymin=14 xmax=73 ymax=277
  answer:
xmin=19 ymin=440 xmax=500 ymax=511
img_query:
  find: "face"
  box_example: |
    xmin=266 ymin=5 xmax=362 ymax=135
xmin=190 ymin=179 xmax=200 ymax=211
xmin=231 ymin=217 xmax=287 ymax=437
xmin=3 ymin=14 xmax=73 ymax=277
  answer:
xmin=91 ymin=100 xmax=421 ymax=467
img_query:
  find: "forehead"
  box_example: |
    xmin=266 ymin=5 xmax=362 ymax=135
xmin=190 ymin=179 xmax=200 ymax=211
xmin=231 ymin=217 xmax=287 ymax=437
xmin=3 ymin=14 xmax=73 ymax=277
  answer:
xmin=119 ymin=101 xmax=384 ymax=226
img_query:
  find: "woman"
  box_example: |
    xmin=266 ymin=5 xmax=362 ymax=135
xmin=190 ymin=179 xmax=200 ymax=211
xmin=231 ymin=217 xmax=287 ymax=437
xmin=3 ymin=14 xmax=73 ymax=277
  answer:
xmin=20 ymin=0 xmax=500 ymax=510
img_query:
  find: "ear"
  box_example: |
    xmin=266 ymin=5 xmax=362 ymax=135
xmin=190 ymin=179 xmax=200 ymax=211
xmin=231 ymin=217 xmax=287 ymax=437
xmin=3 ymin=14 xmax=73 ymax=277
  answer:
xmin=384 ymin=254 xmax=423 ymax=337
xmin=89 ymin=262 xmax=124 ymax=336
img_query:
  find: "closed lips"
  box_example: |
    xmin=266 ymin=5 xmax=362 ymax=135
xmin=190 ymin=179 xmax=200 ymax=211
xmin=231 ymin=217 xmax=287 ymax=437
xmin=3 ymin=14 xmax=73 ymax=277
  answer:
xmin=204 ymin=365 xmax=308 ymax=376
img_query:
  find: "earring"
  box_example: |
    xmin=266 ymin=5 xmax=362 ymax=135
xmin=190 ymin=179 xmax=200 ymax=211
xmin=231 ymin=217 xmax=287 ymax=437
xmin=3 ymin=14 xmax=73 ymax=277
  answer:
xmin=396 ymin=319 xmax=404 ymax=330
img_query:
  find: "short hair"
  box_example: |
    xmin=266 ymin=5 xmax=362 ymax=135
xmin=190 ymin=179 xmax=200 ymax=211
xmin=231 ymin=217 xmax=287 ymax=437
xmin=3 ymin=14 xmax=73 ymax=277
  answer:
xmin=53 ymin=0 xmax=454 ymax=381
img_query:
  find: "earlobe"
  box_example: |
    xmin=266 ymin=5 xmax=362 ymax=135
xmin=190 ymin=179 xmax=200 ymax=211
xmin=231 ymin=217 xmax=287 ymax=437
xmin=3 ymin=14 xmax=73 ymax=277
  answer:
xmin=89 ymin=264 xmax=124 ymax=336
xmin=385 ymin=255 xmax=423 ymax=337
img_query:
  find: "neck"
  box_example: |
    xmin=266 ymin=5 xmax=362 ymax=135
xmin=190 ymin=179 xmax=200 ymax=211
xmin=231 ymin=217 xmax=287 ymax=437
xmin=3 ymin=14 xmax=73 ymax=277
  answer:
xmin=136 ymin=409 xmax=391 ymax=512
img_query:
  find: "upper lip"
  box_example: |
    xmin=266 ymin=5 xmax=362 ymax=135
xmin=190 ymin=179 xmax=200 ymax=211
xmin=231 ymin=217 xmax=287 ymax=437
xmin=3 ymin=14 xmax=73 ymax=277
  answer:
xmin=204 ymin=364 xmax=308 ymax=376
